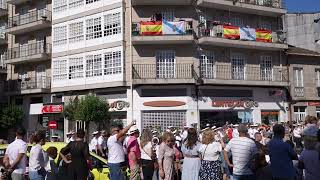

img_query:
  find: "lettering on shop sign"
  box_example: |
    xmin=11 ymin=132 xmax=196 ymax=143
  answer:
xmin=109 ymin=101 xmax=130 ymax=110
xmin=307 ymin=102 xmax=320 ymax=106
xmin=42 ymin=105 xmax=63 ymax=113
xmin=212 ymin=100 xmax=259 ymax=109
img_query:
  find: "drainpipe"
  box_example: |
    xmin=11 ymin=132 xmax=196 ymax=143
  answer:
xmin=129 ymin=0 xmax=134 ymax=125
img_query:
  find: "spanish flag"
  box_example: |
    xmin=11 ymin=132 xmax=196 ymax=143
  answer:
xmin=256 ymin=29 xmax=272 ymax=42
xmin=223 ymin=26 xmax=240 ymax=39
xmin=140 ymin=21 xmax=162 ymax=36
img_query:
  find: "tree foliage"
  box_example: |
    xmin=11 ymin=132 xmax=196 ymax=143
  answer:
xmin=63 ymin=96 xmax=79 ymax=121
xmin=0 ymin=104 xmax=24 ymax=129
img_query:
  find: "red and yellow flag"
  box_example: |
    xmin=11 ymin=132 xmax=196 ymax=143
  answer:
xmin=140 ymin=21 xmax=162 ymax=36
xmin=223 ymin=26 xmax=240 ymax=39
xmin=256 ymin=29 xmax=272 ymax=42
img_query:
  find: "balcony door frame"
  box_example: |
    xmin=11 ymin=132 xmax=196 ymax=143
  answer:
xmin=36 ymin=65 xmax=46 ymax=89
xmin=156 ymin=50 xmax=176 ymax=79
xmin=200 ymin=51 xmax=215 ymax=79
xmin=231 ymin=53 xmax=246 ymax=80
xmin=260 ymin=55 xmax=273 ymax=81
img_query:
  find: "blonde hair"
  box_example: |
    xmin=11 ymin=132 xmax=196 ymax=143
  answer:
xmin=202 ymin=130 xmax=215 ymax=145
xmin=162 ymin=132 xmax=174 ymax=142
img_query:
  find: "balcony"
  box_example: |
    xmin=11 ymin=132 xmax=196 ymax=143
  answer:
xmin=132 ymin=21 xmax=194 ymax=45
xmin=0 ymin=0 xmax=7 ymax=17
xmin=197 ymin=0 xmax=286 ymax=17
xmin=0 ymin=55 xmax=5 ymax=73
xmin=7 ymin=9 xmax=51 ymax=35
xmin=200 ymin=64 xmax=288 ymax=86
xmin=132 ymin=0 xmax=193 ymax=6
xmin=7 ymin=0 xmax=31 ymax=5
xmin=198 ymin=25 xmax=288 ymax=50
xmin=4 ymin=43 xmax=51 ymax=65
xmin=5 ymin=76 xmax=51 ymax=95
xmin=132 ymin=63 xmax=195 ymax=84
xmin=0 ymin=29 xmax=7 ymax=45
xmin=294 ymin=87 xmax=304 ymax=97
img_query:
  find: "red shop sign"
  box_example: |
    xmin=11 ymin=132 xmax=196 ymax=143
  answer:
xmin=48 ymin=121 xmax=57 ymax=129
xmin=307 ymin=102 xmax=320 ymax=106
xmin=42 ymin=105 xmax=63 ymax=113
xmin=212 ymin=100 xmax=259 ymax=108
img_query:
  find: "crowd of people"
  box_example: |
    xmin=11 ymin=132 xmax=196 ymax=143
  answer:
xmin=1 ymin=116 xmax=320 ymax=180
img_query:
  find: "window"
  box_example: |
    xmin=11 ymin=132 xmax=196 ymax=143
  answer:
xmin=86 ymin=0 xmax=100 ymax=4
xmin=231 ymin=54 xmax=245 ymax=80
xmin=104 ymin=51 xmax=122 ymax=75
xmin=69 ymin=57 xmax=84 ymax=79
xmin=294 ymin=106 xmax=306 ymax=123
xmin=162 ymin=11 xmax=174 ymax=21
xmin=69 ymin=22 xmax=84 ymax=43
xmin=69 ymin=0 xmax=84 ymax=8
xmin=260 ymin=56 xmax=272 ymax=81
xmin=293 ymin=68 xmax=303 ymax=87
xmin=86 ymin=54 xmax=102 ymax=77
xmin=230 ymin=17 xmax=244 ymax=27
xmin=53 ymin=26 xmax=67 ymax=46
xmin=53 ymin=0 xmax=67 ymax=12
xmin=200 ymin=51 xmax=215 ymax=79
xmin=315 ymin=68 xmax=320 ymax=87
xmin=104 ymin=12 xmax=121 ymax=36
xmin=141 ymin=111 xmax=186 ymax=131
xmin=259 ymin=20 xmax=272 ymax=30
xmin=52 ymin=59 xmax=67 ymax=81
xmin=86 ymin=17 xmax=102 ymax=40
xmin=156 ymin=51 xmax=175 ymax=78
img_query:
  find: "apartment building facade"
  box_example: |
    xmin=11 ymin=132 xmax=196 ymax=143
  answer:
xmin=4 ymin=0 xmax=52 ymax=135
xmin=0 ymin=0 xmax=7 ymax=105
xmin=127 ymin=0 xmax=289 ymax=130
xmin=287 ymin=47 xmax=320 ymax=122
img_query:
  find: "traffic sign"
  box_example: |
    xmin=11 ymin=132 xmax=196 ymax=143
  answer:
xmin=48 ymin=121 xmax=57 ymax=129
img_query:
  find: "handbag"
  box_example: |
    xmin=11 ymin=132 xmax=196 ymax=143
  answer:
xmin=200 ymin=145 xmax=209 ymax=160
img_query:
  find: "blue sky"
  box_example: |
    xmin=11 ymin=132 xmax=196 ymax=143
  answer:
xmin=286 ymin=0 xmax=320 ymax=13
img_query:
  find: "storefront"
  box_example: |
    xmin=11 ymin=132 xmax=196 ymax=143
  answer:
xmin=42 ymin=103 xmax=64 ymax=141
xmin=291 ymin=101 xmax=320 ymax=122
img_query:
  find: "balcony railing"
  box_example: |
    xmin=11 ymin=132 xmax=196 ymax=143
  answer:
xmin=4 ymin=43 xmax=51 ymax=60
xmin=7 ymin=9 xmax=51 ymax=28
xmin=133 ymin=63 xmax=194 ymax=79
xmin=228 ymin=0 xmax=284 ymax=9
xmin=5 ymin=76 xmax=51 ymax=92
xmin=198 ymin=24 xmax=285 ymax=44
xmin=294 ymin=87 xmax=304 ymax=97
xmin=132 ymin=20 xmax=194 ymax=36
xmin=200 ymin=65 xmax=288 ymax=82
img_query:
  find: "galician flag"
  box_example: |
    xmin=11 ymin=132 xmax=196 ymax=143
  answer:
xmin=162 ymin=20 xmax=186 ymax=35
xmin=240 ymin=27 xmax=256 ymax=41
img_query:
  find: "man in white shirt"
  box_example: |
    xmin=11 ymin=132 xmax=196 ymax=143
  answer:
xmin=97 ymin=131 xmax=107 ymax=157
xmin=232 ymin=124 xmax=239 ymax=138
xmin=107 ymin=120 xmax=136 ymax=180
xmin=3 ymin=127 xmax=27 ymax=180
xmin=89 ymin=131 xmax=100 ymax=153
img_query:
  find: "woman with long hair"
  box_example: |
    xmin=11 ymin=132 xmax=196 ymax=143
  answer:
xmin=140 ymin=129 xmax=155 ymax=180
xmin=181 ymin=128 xmax=201 ymax=180
xmin=60 ymin=129 xmax=90 ymax=180
xmin=29 ymin=131 xmax=48 ymax=180
xmin=199 ymin=130 xmax=223 ymax=180
xmin=158 ymin=132 xmax=175 ymax=180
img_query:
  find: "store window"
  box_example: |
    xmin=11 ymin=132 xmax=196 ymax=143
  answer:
xmin=294 ymin=106 xmax=306 ymax=123
xmin=86 ymin=54 xmax=102 ymax=77
xmin=86 ymin=17 xmax=102 ymax=40
xmin=200 ymin=51 xmax=215 ymax=79
xmin=104 ymin=51 xmax=122 ymax=75
xmin=104 ymin=12 xmax=121 ymax=36
xmin=261 ymin=111 xmax=279 ymax=125
xmin=69 ymin=21 xmax=84 ymax=43
xmin=156 ymin=50 xmax=175 ymax=78
xmin=53 ymin=0 xmax=67 ymax=13
xmin=142 ymin=111 xmax=186 ymax=131
xmin=69 ymin=57 xmax=84 ymax=79
xmin=52 ymin=59 xmax=68 ymax=81
xmin=53 ymin=26 xmax=67 ymax=46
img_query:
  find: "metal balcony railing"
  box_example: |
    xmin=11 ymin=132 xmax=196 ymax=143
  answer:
xmin=132 ymin=20 xmax=194 ymax=36
xmin=4 ymin=43 xmax=51 ymax=60
xmin=8 ymin=9 xmax=51 ymax=28
xmin=229 ymin=0 xmax=284 ymax=9
xmin=133 ymin=63 xmax=194 ymax=79
xmin=0 ymin=0 xmax=7 ymax=10
xmin=294 ymin=87 xmax=304 ymax=97
xmin=198 ymin=25 xmax=286 ymax=44
xmin=200 ymin=65 xmax=288 ymax=82
xmin=5 ymin=76 xmax=51 ymax=92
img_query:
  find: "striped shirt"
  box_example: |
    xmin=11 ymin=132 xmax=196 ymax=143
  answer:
xmin=225 ymin=137 xmax=258 ymax=175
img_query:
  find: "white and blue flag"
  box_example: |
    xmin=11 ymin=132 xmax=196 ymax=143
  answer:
xmin=162 ymin=20 xmax=186 ymax=35
xmin=240 ymin=27 xmax=256 ymax=41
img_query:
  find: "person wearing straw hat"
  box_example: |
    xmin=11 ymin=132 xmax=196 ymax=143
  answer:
xmin=89 ymin=131 xmax=100 ymax=153
xmin=127 ymin=125 xmax=141 ymax=180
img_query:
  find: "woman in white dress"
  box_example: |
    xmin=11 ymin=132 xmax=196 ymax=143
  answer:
xmin=181 ymin=128 xmax=201 ymax=180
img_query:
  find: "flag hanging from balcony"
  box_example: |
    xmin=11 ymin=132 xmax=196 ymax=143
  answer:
xmin=223 ymin=26 xmax=240 ymax=39
xmin=140 ymin=21 xmax=162 ymax=36
xmin=240 ymin=27 xmax=256 ymax=41
xmin=256 ymin=29 xmax=272 ymax=42
xmin=162 ymin=20 xmax=186 ymax=35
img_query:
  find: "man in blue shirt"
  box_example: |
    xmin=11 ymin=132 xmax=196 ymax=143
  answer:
xmin=268 ymin=124 xmax=298 ymax=180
